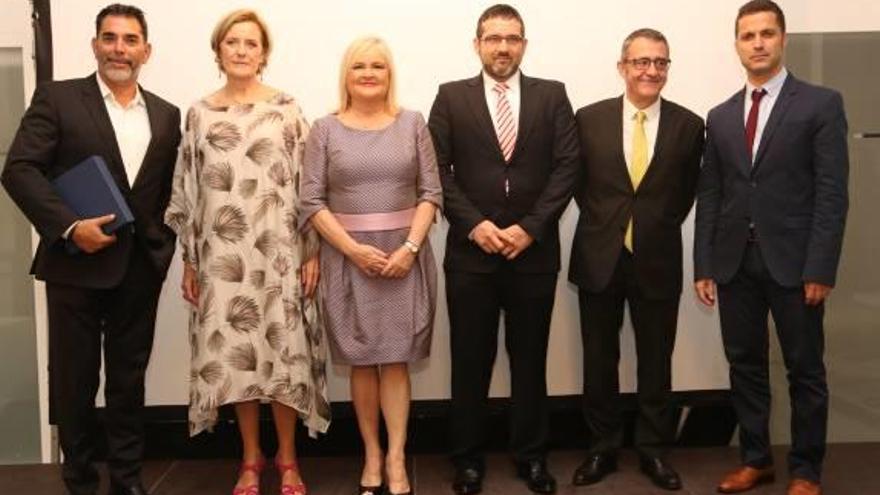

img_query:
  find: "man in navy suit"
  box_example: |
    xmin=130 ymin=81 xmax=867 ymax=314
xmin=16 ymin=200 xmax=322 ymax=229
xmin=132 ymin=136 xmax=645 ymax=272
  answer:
xmin=2 ymin=5 xmax=180 ymax=495
xmin=694 ymin=2 xmax=848 ymax=494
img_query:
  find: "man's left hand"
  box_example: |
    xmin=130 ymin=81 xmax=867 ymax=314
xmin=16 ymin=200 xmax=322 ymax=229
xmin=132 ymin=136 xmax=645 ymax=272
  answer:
xmin=499 ymin=224 xmax=534 ymax=260
xmin=804 ymin=282 xmax=832 ymax=306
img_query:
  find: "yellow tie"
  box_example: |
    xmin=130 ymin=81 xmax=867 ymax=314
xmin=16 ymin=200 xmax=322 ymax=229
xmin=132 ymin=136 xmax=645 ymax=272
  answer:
xmin=625 ymin=110 xmax=648 ymax=252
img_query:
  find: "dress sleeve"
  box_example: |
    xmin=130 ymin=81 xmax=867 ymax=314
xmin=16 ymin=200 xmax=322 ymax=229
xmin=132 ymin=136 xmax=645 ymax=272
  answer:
xmin=413 ymin=112 xmax=443 ymax=211
xmin=164 ymin=105 xmax=201 ymax=267
xmin=297 ymin=117 xmax=330 ymax=231
xmin=283 ymin=100 xmax=320 ymax=261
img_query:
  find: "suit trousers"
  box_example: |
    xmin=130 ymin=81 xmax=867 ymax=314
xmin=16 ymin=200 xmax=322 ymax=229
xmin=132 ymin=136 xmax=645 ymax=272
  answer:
xmin=446 ymin=267 xmax=557 ymax=467
xmin=578 ymin=249 xmax=679 ymax=459
xmin=46 ymin=245 xmax=163 ymax=495
xmin=718 ymin=242 xmax=827 ymax=483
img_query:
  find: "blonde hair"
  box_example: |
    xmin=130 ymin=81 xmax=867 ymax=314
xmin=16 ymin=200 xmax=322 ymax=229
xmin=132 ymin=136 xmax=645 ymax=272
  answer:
xmin=210 ymin=9 xmax=272 ymax=74
xmin=337 ymin=36 xmax=399 ymax=114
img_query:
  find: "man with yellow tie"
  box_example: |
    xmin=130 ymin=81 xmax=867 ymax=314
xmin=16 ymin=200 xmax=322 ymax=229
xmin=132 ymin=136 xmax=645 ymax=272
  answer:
xmin=567 ymin=28 xmax=705 ymax=491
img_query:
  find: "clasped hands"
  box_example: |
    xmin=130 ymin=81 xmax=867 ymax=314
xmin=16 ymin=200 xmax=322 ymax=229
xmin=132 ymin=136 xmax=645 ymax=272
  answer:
xmin=471 ymin=220 xmax=533 ymax=260
xmin=349 ymin=242 xmax=415 ymax=278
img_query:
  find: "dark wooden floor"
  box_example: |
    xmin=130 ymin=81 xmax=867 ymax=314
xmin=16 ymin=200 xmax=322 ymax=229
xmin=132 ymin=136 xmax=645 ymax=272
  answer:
xmin=1 ymin=444 xmax=877 ymax=494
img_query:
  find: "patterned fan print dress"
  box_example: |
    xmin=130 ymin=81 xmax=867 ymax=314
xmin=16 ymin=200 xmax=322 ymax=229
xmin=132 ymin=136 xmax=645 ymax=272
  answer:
xmin=165 ymin=93 xmax=330 ymax=436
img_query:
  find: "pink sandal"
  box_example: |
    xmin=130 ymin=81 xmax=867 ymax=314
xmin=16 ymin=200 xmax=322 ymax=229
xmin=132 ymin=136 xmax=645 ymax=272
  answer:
xmin=232 ymin=457 xmax=266 ymax=495
xmin=276 ymin=458 xmax=307 ymax=495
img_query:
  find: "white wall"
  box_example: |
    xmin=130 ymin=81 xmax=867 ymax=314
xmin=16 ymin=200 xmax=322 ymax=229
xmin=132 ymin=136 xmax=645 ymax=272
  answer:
xmin=46 ymin=0 xmax=880 ymax=406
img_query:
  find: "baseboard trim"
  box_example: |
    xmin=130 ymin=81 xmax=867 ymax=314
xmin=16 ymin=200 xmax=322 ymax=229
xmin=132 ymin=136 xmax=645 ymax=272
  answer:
xmin=119 ymin=390 xmax=736 ymax=459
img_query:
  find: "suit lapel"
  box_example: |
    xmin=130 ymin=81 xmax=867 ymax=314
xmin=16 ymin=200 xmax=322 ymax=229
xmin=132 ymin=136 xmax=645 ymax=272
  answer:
xmin=513 ymin=75 xmax=538 ymax=160
xmin=752 ymin=74 xmax=797 ymax=170
xmin=464 ymin=75 xmax=503 ymax=158
xmin=724 ymin=89 xmax=752 ymax=177
xmin=609 ymin=97 xmax=633 ymax=192
xmin=131 ymin=89 xmax=162 ymax=190
xmin=638 ymin=98 xmax=674 ymax=189
xmin=81 ymin=74 xmax=131 ymax=192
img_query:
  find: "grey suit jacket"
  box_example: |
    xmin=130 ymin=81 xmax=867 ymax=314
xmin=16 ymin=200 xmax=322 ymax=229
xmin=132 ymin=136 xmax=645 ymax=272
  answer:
xmin=694 ymin=73 xmax=849 ymax=287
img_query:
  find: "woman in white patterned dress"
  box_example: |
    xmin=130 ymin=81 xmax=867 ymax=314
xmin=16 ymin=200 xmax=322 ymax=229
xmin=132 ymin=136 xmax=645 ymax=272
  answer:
xmin=164 ymin=10 xmax=328 ymax=495
xmin=299 ymin=37 xmax=442 ymax=495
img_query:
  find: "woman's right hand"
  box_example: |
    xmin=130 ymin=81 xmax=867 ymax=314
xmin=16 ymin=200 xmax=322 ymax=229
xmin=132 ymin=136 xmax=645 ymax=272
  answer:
xmin=182 ymin=263 xmax=200 ymax=306
xmin=348 ymin=243 xmax=389 ymax=277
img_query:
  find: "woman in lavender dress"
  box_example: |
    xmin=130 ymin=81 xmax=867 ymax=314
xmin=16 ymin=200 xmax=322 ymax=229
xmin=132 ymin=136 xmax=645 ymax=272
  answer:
xmin=299 ymin=37 xmax=442 ymax=495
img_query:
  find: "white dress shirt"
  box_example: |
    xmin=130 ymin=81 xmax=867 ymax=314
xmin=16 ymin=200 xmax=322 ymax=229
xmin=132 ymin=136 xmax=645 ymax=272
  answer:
xmin=622 ymin=94 xmax=661 ymax=172
xmin=467 ymin=71 xmax=522 ymax=240
xmin=483 ymin=70 xmax=521 ymax=131
xmin=63 ymin=76 xmax=151 ymax=239
xmin=744 ymin=66 xmax=788 ymax=160
xmin=96 ymin=74 xmax=151 ymax=185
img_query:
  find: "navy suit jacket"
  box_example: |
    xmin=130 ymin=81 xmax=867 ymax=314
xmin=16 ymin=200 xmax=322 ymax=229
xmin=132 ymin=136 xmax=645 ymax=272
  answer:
xmin=428 ymin=73 xmax=580 ymax=274
xmin=694 ymin=73 xmax=849 ymax=287
xmin=2 ymin=74 xmax=181 ymax=288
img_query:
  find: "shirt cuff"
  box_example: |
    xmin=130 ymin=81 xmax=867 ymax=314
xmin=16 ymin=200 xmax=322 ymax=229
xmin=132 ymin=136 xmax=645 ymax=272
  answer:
xmin=61 ymin=220 xmax=80 ymax=240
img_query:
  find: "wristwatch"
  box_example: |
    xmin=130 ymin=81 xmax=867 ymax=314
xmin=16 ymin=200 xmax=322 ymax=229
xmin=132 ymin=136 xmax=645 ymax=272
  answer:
xmin=404 ymin=239 xmax=420 ymax=254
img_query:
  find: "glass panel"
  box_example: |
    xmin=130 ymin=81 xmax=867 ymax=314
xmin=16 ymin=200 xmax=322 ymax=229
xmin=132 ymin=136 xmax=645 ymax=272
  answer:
xmin=768 ymin=32 xmax=880 ymax=443
xmin=0 ymin=46 xmax=41 ymax=464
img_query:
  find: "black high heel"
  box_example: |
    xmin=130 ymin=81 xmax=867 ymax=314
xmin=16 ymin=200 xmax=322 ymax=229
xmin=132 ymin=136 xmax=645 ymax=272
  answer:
xmin=358 ymin=483 xmax=384 ymax=495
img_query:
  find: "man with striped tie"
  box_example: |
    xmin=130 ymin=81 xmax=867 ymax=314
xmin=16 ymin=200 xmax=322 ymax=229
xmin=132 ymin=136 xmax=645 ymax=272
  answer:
xmin=428 ymin=4 xmax=580 ymax=494
xmin=568 ymin=29 xmax=704 ymax=491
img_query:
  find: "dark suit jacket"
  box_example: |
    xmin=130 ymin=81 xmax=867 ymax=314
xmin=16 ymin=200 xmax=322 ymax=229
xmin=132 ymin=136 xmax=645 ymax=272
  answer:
xmin=569 ymin=97 xmax=705 ymax=299
xmin=428 ymin=73 xmax=580 ymax=274
xmin=694 ymin=73 xmax=849 ymax=287
xmin=2 ymin=74 xmax=182 ymax=289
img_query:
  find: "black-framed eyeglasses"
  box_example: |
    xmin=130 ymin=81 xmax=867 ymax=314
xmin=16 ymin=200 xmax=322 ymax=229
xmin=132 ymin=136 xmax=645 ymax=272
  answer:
xmin=624 ymin=57 xmax=671 ymax=71
xmin=480 ymin=35 xmax=525 ymax=46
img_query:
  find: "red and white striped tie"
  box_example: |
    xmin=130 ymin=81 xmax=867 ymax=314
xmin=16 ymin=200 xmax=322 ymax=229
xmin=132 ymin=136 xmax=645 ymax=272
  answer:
xmin=493 ymin=82 xmax=517 ymax=162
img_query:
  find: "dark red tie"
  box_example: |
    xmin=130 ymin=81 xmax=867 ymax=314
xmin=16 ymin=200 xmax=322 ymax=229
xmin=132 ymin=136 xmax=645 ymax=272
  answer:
xmin=745 ymin=88 xmax=767 ymax=157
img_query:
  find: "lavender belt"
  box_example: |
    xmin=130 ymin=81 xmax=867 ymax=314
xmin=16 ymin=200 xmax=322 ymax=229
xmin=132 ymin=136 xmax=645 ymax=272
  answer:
xmin=334 ymin=207 xmax=415 ymax=232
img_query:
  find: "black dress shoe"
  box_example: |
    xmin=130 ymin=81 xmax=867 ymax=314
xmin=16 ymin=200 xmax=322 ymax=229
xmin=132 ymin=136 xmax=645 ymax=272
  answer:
xmin=109 ymin=484 xmax=149 ymax=495
xmin=639 ymin=456 xmax=682 ymax=491
xmin=515 ymin=459 xmax=556 ymax=494
xmin=452 ymin=466 xmax=483 ymax=495
xmin=572 ymin=453 xmax=617 ymax=486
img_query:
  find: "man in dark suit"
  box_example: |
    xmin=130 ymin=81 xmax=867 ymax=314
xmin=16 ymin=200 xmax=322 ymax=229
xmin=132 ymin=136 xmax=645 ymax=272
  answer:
xmin=694 ymin=2 xmax=848 ymax=494
xmin=568 ymin=29 xmax=704 ymax=491
xmin=2 ymin=5 xmax=181 ymax=495
xmin=428 ymin=4 xmax=579 ymax=494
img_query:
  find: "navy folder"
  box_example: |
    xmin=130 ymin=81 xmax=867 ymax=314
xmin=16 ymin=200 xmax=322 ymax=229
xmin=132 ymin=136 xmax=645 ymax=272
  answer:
xmin=51 ymin=155 xmax=135 ymax=236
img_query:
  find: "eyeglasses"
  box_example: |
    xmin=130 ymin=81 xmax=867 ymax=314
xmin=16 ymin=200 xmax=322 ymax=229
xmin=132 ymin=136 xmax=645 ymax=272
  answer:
xmin=480 ymin=35 xmax=525 ymax=46
xmin=624 ymin=57 xmax=671 ymax=71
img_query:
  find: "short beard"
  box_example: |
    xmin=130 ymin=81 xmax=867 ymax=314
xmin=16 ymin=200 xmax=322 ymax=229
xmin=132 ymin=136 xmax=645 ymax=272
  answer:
xmin=101 ymin=64 xmax=136 ymax=84
xmin=483 ymin=61 xmax=518 ymax=82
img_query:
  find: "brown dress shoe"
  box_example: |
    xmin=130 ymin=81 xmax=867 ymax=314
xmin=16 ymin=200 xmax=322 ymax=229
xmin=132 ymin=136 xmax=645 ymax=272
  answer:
xmin=717 ymin=465 xmax=775 ymax=493
xmin=787 ymin=478 xmax=821 ymax=495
